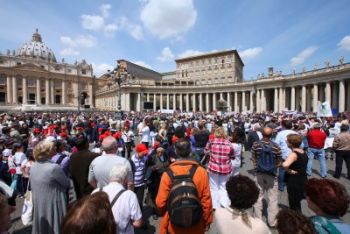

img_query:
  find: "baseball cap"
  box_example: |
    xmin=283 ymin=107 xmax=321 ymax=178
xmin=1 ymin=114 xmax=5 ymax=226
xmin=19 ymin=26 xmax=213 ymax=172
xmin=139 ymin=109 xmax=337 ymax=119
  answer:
xmin=136 ymin=144 xmax=149 ymax=154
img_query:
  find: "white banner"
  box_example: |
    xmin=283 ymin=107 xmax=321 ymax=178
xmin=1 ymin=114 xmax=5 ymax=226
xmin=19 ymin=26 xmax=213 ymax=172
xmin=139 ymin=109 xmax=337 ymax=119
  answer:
xmin=317 ymin=101 xmax=333 ymax=117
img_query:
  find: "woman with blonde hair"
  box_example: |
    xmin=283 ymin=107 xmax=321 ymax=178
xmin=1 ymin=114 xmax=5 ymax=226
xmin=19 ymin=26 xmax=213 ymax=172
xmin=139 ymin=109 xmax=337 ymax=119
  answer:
xmin=205 ymin=127 xmax=235 ymax=209
xmin=30 ymin=140 xmax=70 ymax=234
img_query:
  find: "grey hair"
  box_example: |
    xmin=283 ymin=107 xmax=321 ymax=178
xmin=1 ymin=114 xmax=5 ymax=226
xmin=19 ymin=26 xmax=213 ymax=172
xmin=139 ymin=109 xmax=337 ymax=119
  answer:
xmin=102 ymin=136 xmax=117 ymax=153
xmin=109 ymin=164 xmax=129 ymax=183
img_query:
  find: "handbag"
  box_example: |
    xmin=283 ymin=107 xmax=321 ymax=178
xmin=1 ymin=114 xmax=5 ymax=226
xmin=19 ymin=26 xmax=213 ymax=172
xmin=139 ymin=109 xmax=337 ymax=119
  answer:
xmin=21 ymin=181 xmax=33 ymax=226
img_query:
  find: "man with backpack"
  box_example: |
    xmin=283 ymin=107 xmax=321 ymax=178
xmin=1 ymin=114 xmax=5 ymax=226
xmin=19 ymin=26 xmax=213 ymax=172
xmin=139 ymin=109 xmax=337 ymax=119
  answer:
xmin=156 ymin=139 xmax=213 ymax=234
xmin=251 ymin=127 xmax=282 ymax=228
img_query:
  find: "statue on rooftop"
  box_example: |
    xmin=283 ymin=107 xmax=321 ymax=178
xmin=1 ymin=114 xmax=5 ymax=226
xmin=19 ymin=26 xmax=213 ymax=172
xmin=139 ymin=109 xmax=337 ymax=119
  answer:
xmin=339 ymin=56 xmax=345 ymax=65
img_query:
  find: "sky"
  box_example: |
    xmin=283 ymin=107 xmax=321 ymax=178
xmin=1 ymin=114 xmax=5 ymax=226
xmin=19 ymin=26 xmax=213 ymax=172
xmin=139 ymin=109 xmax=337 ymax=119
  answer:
xmin=1 ymin=0 xmax=350 ymax=79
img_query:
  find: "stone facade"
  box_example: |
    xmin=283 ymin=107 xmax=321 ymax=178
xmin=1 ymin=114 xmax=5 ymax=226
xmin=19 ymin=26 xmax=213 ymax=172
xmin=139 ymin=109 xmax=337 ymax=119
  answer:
xmin=0 ymin=29 xmax=96 ymax=111
xmin=95 ymin=51 xmax=350 ymax=113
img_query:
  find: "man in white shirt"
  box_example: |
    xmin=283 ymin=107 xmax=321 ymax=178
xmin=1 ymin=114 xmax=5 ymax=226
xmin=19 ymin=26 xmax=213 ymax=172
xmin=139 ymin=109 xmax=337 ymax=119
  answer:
xmin=93 ymin=164 xmax=142 ymax=234
xmin=88 ymin=136 xmax=134 ymax=189
xmin=139 ymin=119 xmax=150 ymax=148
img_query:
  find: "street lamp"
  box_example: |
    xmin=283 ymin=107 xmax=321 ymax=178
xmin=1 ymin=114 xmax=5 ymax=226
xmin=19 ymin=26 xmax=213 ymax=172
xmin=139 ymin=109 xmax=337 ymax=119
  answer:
xmin=107 ymin=63 xmax=129 ymax=113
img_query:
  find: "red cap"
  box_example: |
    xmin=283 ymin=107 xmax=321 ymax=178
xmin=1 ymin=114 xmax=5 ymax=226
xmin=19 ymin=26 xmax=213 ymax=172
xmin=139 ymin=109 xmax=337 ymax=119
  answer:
xmin=136 ymin=144 xmax=149 ymax=154
xmin=60 ymin=132 xmax=67 ymax=138
xmin=34 ymin=128 xmax=41 ymax=134
xmin=113 ymin=132 xmax=122 ymax=140
xmin=153 ymin=141 xmax=160 ymax=149
xmin=172 ymin=135 xmax=179 ymax=144
xmin=124 ymin=120 xmax=130 ymax=128
xmin=77 ymin=127 xmax=84 ymax=131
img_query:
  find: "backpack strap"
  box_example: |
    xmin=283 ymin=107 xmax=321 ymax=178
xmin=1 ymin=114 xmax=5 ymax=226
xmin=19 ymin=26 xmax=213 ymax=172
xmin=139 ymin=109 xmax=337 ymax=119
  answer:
xmin=110 ymin=189 xmax=126 ymax=208
xmin=55 ymin=154 xmax=67 ymax=165
xmin=166 ymin=164 xmax=198 ymax=181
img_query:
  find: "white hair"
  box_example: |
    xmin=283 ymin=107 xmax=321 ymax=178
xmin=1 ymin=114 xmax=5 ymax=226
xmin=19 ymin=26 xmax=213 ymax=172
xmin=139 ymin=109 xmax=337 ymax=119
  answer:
xmin=109 ymin=164 xmax=128 ymax=183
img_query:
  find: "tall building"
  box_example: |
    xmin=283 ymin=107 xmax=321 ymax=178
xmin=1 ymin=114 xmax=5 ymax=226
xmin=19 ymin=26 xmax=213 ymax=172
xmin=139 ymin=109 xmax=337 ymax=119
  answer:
xmin=95 ymin=51 xmax=350 ymax=113
xmin=0 ymin=29 xmax=95 ymax=111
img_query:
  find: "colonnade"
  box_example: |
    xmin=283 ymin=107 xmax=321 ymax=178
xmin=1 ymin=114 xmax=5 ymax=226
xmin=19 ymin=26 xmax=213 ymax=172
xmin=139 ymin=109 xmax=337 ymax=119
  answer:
xmin=5 ymin=75 xmax=93 ymax=106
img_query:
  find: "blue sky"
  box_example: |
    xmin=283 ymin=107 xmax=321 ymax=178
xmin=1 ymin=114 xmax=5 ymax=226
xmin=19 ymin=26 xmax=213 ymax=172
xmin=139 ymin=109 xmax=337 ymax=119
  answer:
xmin=1 ymin=0 xmax=350 ymax=79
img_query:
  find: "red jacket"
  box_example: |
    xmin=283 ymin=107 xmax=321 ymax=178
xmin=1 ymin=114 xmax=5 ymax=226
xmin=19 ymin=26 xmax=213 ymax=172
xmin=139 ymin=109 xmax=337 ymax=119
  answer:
xmin=307 ymin=129 xmax=327 ymax=149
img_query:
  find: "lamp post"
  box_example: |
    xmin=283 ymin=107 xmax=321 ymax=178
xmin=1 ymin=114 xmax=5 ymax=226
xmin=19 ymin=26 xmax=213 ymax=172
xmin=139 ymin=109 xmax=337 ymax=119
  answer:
xmin=107 ymin=63 xmax=129 ymax=114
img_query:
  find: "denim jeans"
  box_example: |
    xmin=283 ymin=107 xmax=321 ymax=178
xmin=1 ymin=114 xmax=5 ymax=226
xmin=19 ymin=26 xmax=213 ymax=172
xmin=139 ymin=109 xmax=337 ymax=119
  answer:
xmin=307 ymin=148 xmax=327 ymax=177
xmin=278 ymin=167 xmax=286 ymax=191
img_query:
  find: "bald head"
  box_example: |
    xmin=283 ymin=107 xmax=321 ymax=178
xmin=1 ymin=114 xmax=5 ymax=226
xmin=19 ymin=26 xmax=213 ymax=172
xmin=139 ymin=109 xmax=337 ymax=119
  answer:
xmin=262 ymin=127 xmax=273 ymax=138
xmin=102 ymin=136 xmax=117 ymax=153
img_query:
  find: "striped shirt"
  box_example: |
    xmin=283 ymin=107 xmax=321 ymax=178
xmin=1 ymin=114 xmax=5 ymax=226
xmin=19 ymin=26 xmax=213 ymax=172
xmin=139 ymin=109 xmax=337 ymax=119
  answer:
xmin=131 ymin=154 xmax=148 ymax=187
xmin=205 ymin=138 xmax=235 ymax=175
xmin=251 ymin=139 xmax=282 ymax=170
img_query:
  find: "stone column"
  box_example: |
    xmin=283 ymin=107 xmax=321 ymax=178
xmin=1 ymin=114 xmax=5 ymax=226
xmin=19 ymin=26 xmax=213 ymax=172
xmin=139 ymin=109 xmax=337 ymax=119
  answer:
xmin=125 ymin=93 xmax=130 ymax=111
xmin=261 ymin=89 xmax=266 ymax=112
xmin=274 ymin=88 xmax=279 ymax=112
xmin=147 ymin=93 xmax=150 ymax=101
xmin=279 ymin=88 xmax=285 ymax=112
xmin=193 ymin=94 xmax=197 ymax=112
xmin=160 ymin=93 xmax=163 ymax=110
xmin=212 ymin=93 xmax=216 ymax=111
xmin=347 ymin=83 xmax=350 ymax=111
xmin=206 ymin=93 xmax=210 ymax=112
xmin=313 ymin=84 xmax=318 ymax=112
xmin=46 ymin=80 xmax=50 ymax=105
xmin=220 ymin=92 xmax=223 ymax=100
xmin=325 ymin=82 xmax=331 ymax=104
xmin=22 ymin=77 xmax=27 ymax=104
xmin=250 ymin=91 xmax=254 ymax=112
xmin=291 ymin=87 xmax=296 ymax=110
xmin=153 ymin=93 xmax=157 ymax=111
xmin=179 ymin=93 xmax=183 ymax=111
xmin=166 ymin=94 xmax=170 ymax=109
xmin=50 ymin=80 xmax=55 ymax=104
xmin=7 ymin=76 xmax=12 ymax=104
xmin=88 ymin=83 xmax=93 ymax=106
xmin=173 ymin=93 xmax=176 ymax=110
xmin=256 ymin=90 xmax=260 ymax=113
xmin=234 ymin=92 xmax=238 ymax=112
xmin=301 ymin=85 xmax=307 ymax=112
xmin=186 ymin=93 xmax=190 ymax=112
xmin=136 ymin=93 xmax=141 ymax=111
xmin=339 ymin=80 xmax=345 ymax=112
xmin=36 ymin=78 xmax=41 ymax=105
xmin=199 ymin=93 xmax=203 ymax=112
xmin=242 ymin=91 xmax=246 ymax=112
xmin=61 ymin=80 xmax=66 ymax=105
xmin=12 ymin=77 xmax=17 ymax=104
xmin=72 ymin=82 xmax=78 ymax=106
xmin=227 ymin=92 xmax=231 ymax=111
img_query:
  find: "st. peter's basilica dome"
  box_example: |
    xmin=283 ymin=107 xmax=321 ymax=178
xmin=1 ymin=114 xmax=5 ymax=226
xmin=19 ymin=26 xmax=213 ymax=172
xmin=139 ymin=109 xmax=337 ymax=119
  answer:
xmin=15 ymin=29 xmax=57 ymax=63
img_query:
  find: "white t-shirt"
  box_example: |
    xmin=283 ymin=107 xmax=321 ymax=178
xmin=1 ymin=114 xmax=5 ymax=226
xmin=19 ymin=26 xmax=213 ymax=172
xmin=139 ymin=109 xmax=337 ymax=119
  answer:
xmin=140 ymin=126 xmax=150 ymax=143
xmin=93 ymin=182 xmax=142 ymax=234
xmin=231 ymin=143 xmax=242 ymax=176
xmin=14 ymin=152 xmax=26 ymax=174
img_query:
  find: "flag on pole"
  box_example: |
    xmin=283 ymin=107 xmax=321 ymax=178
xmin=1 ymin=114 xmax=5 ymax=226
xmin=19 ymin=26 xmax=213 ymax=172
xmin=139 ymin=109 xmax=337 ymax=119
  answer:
xmin=317 ymin=101 xmax=333 ymax=117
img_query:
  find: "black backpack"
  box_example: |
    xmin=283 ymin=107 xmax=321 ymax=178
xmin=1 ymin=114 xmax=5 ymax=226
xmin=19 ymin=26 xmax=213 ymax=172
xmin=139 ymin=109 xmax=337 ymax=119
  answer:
xmin=257 ymin=142 xmax=276 ymax=174
xmin=166 ymin=164 xmax=203 ymax=228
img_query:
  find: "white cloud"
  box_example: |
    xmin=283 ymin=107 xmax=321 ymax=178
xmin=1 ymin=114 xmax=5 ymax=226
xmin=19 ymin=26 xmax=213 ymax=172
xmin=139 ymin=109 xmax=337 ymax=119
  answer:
xmin=178 ymin=49 xmax=203 ymax=58
xmin=239 ymin=47 xmax=263 ymax=62
xmin=100 ymin=4 xmax=112 ymax=18
xmin=60 ymin=35 xmax=97 ymax=48
xmin=132 ymin=60 xmax=152 ymax=69
xmin=80 ymin=7 xmax=143 ymax=39
xmin=140 ymin=0 xmax=197 ymax=39
xmin=118 ymin=17 xmax=144 ymax=40
xmin=81 ymin=14 xmax=105 ymax=31
xmin=290 ymin=46 xmax=318 ymax=67
xmin=338 ymin=35 xmax=350 ymax=51
xmin=60 ymin=48 xmax=80 ymax=56
xmin=157 ymin=47 xmax=175 ymax=62
xmin=92 ymin=63 xmax=114 ymax=77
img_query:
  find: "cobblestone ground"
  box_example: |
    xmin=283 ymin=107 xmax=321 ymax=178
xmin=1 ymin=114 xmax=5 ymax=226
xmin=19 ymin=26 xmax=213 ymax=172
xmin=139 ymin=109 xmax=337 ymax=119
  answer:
xmin=10 ymin=151 xmax=350 ymax=234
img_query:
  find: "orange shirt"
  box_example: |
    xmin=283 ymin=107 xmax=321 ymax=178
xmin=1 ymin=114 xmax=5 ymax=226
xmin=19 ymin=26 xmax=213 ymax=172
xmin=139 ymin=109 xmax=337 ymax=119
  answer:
xmin=156 ymin=160 xmax=213 ymax=234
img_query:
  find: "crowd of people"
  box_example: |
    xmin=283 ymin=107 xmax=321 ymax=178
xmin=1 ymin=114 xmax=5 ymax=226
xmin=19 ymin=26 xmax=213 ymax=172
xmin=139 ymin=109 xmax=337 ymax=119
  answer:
xmin=0 ymin=110 xmax=350 ymax=234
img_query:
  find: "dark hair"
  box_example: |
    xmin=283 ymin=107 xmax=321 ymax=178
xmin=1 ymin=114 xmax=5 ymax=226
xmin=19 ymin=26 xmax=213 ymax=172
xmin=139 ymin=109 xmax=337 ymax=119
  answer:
xmin=287 ymin=134 xmax=302 ymax=148
xmin=226 ymin=175 xmax=259 ymax=210
xmin=276 ymin=209 xmax=316 ymax=234
xmin=12 ymin=142 xmax=23 ymax=155
xmin=340 ymin=124 xmax=349 ymax=132
xmin=175 ymin=139 xmax=191 ymax=158
xmin=305 ymin=178 xmax=350 ymax=217
xmin=61 ymin=192 xmax=116 ymax=234
xmin=25 ymin=149 xmax=34 ymax=161
xmin=282 ymin=120 xmax=293 ymax=130
xmin=75 ymin=134 xmax=88 ymax=151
